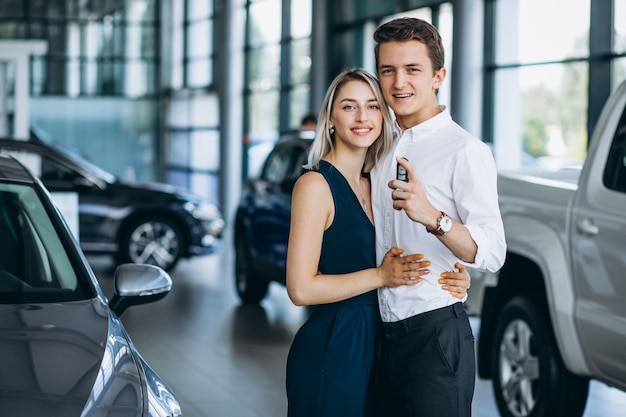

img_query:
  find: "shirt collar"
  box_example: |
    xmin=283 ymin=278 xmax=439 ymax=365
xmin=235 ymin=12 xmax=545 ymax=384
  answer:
xmin=394 ymin=105 xmax=451 ymax=141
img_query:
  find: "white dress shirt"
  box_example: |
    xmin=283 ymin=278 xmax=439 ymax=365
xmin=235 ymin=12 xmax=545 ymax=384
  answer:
xmin=371 ymin=107 xmax=506 ymax=323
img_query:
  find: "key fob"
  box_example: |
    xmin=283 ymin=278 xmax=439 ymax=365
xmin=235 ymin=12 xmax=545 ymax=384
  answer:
xmin=396 ymin=158 xmax=408 ymax=182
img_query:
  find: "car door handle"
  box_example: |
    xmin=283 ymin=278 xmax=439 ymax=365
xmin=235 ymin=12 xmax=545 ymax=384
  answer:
xmin=576 ymin=217 xmax=599 ymax=236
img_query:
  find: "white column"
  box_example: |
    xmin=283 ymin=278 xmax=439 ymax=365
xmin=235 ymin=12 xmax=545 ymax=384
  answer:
xmin=450 ymin=0 xmax=483 ymax=139
xmin=0 ymin=40 xmax=48 ymax=139
xmin=0 ymin=63 xmax=7 ymax=136
xmin=218 ymin=0 xmax=245 ymax=223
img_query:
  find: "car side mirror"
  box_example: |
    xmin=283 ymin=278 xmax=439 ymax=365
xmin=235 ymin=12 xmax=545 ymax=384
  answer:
xmin=109 ymin=263 xmax=173 ymax=316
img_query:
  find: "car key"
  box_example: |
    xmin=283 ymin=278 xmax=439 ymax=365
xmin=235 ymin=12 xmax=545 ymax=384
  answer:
xmin=396 ymin=157 xmax=408 ymax=182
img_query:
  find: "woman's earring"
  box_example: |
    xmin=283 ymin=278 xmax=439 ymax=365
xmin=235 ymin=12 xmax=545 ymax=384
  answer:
xmin=329 ymin=125 xmax=335 ymax=134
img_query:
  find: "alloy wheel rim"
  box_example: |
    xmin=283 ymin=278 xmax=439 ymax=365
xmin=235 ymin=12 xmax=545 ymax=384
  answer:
xmin=499 ymin=318 xmax=540 ymax=417
xmin=129 ymin=221 xmax=179 ymax=269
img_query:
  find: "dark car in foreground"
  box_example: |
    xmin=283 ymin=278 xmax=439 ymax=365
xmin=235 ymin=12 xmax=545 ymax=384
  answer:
xmin=0 ymin=154 xmax=182 ymax=416
xmin=0 ymin=134 xmax=225 ymax=271
xmin=233 ymin=130 xmax=314 ymax=303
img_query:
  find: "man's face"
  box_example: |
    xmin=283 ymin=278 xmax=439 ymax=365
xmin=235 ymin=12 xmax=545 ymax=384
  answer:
xmin=377 ymin=40 xmax=445 ymax=129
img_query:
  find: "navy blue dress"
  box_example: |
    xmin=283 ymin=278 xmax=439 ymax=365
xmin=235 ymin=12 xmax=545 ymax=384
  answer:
xmin=286 ymin=160 xmax=379 ymax=417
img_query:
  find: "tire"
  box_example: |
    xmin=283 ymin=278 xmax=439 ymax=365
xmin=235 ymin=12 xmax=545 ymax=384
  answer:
xmin=234 ymin=231 xmax=269 ymax=304
xmin=491 ymin=296 xmax=589 ymax=417
xmin=118 ymin=216 xmax=183 ymax=271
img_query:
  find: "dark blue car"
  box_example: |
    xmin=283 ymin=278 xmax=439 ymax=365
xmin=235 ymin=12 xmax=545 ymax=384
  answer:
xmin=233 ymin=131 xmax=313 ymax=303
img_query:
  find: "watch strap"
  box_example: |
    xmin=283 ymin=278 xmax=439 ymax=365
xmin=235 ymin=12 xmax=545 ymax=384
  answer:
xmin=427 ymin=211 xmax=449 ymax=236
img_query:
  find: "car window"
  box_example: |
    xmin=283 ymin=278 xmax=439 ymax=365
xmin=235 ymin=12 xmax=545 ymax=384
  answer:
xmin=0 ymin=184 xmax=87 ymax=303
xmin=603 ymin=103 xmax=626 ymax=194
xmin=261 ymin=142 xmax=309 ymax=184
xmin=0 ymin=147 xmax=78 ymax=182
xmin=291 ymin=146 xmax=308 ymax=178
xmin=262 ymin=145 xmax=297 ymax=183
xmin=41 ymin=154 xmax=81 ymax=182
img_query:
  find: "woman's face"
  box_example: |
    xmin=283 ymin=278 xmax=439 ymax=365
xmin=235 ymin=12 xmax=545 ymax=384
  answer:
xmin=329 ymin=80 xmax=383 ymax=151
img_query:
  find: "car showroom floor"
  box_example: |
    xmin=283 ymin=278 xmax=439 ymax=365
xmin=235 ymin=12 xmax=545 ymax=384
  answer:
xmin=90 ymin=240 xmax=626 ymax=417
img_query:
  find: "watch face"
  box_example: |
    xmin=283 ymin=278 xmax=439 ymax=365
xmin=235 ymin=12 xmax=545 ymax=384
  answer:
xmin=440 ymin=216 xmax=453 ymax=233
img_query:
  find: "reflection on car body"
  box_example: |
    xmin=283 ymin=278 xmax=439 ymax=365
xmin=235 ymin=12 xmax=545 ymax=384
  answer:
xmin=0 ymin=154 xmax=182 ymax=416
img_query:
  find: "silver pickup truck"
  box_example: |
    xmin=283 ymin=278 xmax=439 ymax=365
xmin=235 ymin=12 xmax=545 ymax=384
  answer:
xmin=466 ymin=79 xmax=626 ymax=417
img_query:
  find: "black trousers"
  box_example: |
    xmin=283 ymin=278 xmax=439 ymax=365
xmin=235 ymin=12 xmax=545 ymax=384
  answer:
xmin=374 ymin=303 xmax=475 ymax=417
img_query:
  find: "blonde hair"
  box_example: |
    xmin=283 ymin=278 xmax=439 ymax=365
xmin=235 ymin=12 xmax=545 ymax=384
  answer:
xmin=304 ymin=68 xmax=394 ymax=172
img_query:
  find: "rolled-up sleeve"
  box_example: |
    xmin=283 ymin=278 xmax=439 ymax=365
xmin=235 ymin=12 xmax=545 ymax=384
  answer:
xmin=454 ymin=141 xmax=506 ymax=272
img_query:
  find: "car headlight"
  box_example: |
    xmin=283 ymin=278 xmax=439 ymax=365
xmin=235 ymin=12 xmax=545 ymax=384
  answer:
xmin=184 ymin=201 xmax=221 ymax=221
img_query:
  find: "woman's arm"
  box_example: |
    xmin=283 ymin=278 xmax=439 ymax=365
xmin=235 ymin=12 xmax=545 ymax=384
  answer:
xmin=286 ymin=172 xmax=427 ymax=306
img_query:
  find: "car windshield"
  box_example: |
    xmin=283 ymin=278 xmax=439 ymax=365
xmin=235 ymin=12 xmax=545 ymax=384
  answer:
xmin=47 ymin=141 xmax=117 ymax=184
xmin=0 ymin=183 xmax=89 ymax=303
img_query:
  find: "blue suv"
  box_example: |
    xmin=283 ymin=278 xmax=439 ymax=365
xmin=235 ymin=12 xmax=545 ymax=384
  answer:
xmin=233 ymin=130 xmax=313 ymax=303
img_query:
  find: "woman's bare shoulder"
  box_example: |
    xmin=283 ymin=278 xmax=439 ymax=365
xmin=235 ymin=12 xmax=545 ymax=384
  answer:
xmin=292 ymin=170 xmax=332 ymax=208
xmin=294 ymin=170 xmax=328 ymax=192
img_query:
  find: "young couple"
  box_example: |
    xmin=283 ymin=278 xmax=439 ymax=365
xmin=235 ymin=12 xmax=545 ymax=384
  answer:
xmin=285 ymin=17 xmax=506 ymax=417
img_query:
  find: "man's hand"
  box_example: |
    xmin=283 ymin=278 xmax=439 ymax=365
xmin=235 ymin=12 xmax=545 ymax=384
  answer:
xmin=388 ymin=157 xmax=440 ymax=229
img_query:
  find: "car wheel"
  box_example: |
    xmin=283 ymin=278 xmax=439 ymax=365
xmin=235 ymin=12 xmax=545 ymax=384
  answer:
xmin=491 ymin=296 xmax=589 ymax=417
xmin=235 ymin=231 xmax=269 ymax=304
xmin=119 ymin=216 xmax=182 ymax=271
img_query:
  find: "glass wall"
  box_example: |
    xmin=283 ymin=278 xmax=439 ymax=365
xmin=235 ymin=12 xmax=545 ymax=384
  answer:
xmin=29 ymin=0 xmax=158 ymax=97
xmin=185 ymin=0 xmax=213 ymax=87
xmin=0 ymin=0 xmax=160 ymax=182
xmin=164 ymin=92 xmax=220 ymax=202
xmin=243 ymin=0 xmax=313 ymax=177
xmin=30 ymin=96 xmax=159 ymax=181
xmin=489 ymin=0 xmax=626 ymax=172
xmin=5 ymin=0 xmax=625 ymax=205
xmin=161 ymin=0 xmax=219 ymax=201
xmin=323 ymin=0 xmax=626 ymax=176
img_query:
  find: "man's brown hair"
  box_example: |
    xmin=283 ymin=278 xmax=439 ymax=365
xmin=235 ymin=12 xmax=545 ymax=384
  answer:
xmin=373 ymin=17 xmax=445 ymax=75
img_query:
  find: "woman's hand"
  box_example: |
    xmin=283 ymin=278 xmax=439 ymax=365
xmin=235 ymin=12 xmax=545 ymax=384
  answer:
xmin=378 ymin=247 xmax=430 ymax=288
xmin=439 ymin=262 xmax=471 ymax=299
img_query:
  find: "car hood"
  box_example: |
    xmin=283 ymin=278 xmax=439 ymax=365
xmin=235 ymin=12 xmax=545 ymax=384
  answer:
xmin=117 ymin=179 xmax=179 ymax=194
xmin=0 ymin=299 xmax=144 ymax=416
xmin=113 ymin=179 xmax=208 ymax=203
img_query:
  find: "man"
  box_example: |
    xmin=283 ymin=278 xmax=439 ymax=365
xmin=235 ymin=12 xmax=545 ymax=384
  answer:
xmin=299 ymin=113 xmax=318 ymax=131
xmin=370 ymin=17 xmax=507 ymax=417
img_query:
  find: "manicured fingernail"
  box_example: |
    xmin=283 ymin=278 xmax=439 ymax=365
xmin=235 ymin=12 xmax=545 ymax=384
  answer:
xmin=418 ymin=278 xmax=423 ymax=282
xmin=424 ymin=261 xmax=431 ymax=266
xmin=438 ymin=279 xmax=445 ymax=284
xmin=398 ymin=248 xmax=404 ymax=253
xmin=450 ymin=292 xmax=456 ymax=297
xmin=440 ymin=272 xmax=447 ymax=278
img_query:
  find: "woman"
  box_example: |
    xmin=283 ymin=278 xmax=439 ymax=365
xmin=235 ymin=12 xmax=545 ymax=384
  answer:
xmin=285 ymin=68 xmax=470 ymax=417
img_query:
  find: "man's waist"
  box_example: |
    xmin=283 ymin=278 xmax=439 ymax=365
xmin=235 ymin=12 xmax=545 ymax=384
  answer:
xmin=378 ymin=285 xmax=460 ymax=323
xmin=381 ymin=302 xmax=466 ymax=333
